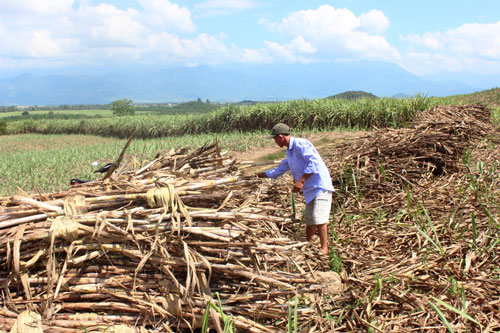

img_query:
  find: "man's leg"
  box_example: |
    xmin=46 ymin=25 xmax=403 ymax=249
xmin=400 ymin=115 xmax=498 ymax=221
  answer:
xmin=317 ymin=223 xmax=328 ymax=253
xmin=304 ymin=191 xmax=332 ymax=253
xmin=306 ymin=225 xmax=316 ymax=242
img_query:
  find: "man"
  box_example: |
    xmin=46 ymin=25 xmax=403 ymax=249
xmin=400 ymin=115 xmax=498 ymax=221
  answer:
xmin=258 ymin=123 xmax=334 ymax=253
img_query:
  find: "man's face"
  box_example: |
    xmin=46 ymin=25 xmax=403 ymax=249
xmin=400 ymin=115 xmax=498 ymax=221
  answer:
xmin=274 ymin=134 xmax=286 ymax=148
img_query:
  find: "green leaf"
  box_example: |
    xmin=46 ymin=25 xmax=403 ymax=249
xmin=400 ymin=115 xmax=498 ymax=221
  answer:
xmin=428 ymin=300 xmax=454 ymax=333
xmin=416 ymin=228 xmax=443 ymax=256
xmin=201 ymin=301 xmax=212 ymax=333
xmin=430 ymin=296 xmax=482 ymax=327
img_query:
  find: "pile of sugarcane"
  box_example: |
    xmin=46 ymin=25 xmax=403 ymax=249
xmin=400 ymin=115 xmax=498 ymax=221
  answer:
xmin=323 ymin=104 xmax=500 ymax=331
xmin=326 ymin=104 xmax=497 ymax=212
xmin=0 ymin=141 xmax=341 ymax=332
xmin=328 ymin=104 xmax=493 ymax=190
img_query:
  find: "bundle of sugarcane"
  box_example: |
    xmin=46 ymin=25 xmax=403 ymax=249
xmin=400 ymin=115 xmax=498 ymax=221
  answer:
xmin=0 ymin=139 xmax=341 ymax=332
xmin=326 ymin=104 xmax=496 ymax=198
xmin=324 ymin=103 xmax=499 ymax=225
xmin=320 ymin=104 xmax=500 ymax=331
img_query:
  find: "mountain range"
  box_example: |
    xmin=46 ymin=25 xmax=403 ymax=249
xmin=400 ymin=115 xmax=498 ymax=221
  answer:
xmin=0 ymin=61 xmax=491 ymax=105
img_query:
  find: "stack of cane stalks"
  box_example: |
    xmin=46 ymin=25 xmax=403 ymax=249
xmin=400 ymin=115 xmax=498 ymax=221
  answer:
xmin=324 ymin=104 xmax=500 ymax=331
xmin=0 ymin=141 xmax=340 ymax=332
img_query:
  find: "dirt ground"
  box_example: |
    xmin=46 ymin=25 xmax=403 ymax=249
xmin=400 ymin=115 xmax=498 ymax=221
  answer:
xmin=231 ymin=130 xmax=365 ymax=163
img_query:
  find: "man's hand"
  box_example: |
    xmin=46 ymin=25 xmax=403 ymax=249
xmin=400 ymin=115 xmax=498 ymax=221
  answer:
xmin=292 ymin=179 xmax=304 ymax=193
xmin=292 ymin=173 xmax=312 ymax=193
xmin=257 ymin=172 xmax=268 ymax=178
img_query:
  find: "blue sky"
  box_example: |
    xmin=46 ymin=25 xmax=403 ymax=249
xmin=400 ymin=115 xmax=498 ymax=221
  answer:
xmin=0 ymin=0 xmax=499 ymax=77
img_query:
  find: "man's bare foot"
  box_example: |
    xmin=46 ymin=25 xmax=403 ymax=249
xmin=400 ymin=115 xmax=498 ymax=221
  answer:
xmin=320 ymin=248 xmax=329 ymax=254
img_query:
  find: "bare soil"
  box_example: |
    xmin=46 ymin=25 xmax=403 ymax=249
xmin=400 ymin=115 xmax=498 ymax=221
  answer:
xmin=231 ymin=130 xmax=365 ymax=163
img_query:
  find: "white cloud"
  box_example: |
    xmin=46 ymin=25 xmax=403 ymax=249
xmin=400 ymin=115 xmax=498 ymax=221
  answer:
xmin=0 ymin=0 xmax=225 ymax=68
xmin=0 ymin=2 xmax=400 ymax=70
xmin=137 ymin=0 xmax=195 ymax=33
xmin=195 ymin=0 xmax=257 ymax=16
xmin=403 ymin=33 xmax=443 ymax=49
xmin=288 ymin=36 xmax=316 ymax=54
xmin=240 ymin=48 xmax=271 ymax=63
xmin=0 ymin=0 xmax=73 ymax=16
xmin=264 ymin=41 xmax=296 ymax=62
xmin=403 ymin=52 xmax=465 ymax=74
xmin=28 ymin=31 xmax=69 ymax=57
xmin=76 ymin=3 xmax=147 ymax=47
xmin=0 ymin=22 xmax=6 ymax=36
xmin=241 ymin=40 xmax=313 ymax=64
xmin=0 ymin=28 xmax=78 ymax=59
xmin=0 ymin=1 xmax=498 ymax=78
xmin=245 ymin=36 xmax=317 ymax=64
xmin=273 ymin=6 xmax=358 ymax=36
xmin=358 ymin=9 xmax=389 ymax=35
xmin=401 ymin=20 xmax=500 ymax=74
xmin=145 ymin=32 xmax=230 ymax=64
xmin=196 ymin=0 xmax=256 ymax=10
xmin=261 ymin=5 xmax=400 ymax=63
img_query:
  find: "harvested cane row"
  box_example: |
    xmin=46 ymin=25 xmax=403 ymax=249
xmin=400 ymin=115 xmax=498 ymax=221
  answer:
xmin=324 ymin=104 xmax=500 ymax=331
xmin=0 ymin=141 xmax=340 ymax=332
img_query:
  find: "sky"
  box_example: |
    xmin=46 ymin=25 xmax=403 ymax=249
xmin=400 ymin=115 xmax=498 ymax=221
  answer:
xmin=0 ymin=0 xmax=499 ymax=77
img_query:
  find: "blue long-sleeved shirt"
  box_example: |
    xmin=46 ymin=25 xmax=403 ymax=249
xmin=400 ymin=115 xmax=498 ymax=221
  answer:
xmin=265 ymin=137 xmax=334 ymax=204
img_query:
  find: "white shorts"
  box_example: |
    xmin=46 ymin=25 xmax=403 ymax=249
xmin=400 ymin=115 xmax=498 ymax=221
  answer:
xmin=304 ymin=191 xmax=332 ymax=226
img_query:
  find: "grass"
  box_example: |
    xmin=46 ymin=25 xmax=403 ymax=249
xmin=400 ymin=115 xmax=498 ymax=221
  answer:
xmin=0 ymin=131 xmax=272 ymax=196
xmin=4 ymin=95 xmax=452 ymax=138
xmin=202 ymin=292 xmax=234 ymax=333
xmin=0 ymin=109 xmax=114 ymax=118
xmin=287 ymin=296 xmax=298 ymax=333
xmin=428 ymin=300 xmax=455 ymax=333
xmin=414 ymin=202 xmax=445 ymax=256
xmin=260 ymin=150 xmax=287 ymax=162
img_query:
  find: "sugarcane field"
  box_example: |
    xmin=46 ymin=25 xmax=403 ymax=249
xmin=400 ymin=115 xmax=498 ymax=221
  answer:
xmin=1 ymin=95 xmax=500 ymax=332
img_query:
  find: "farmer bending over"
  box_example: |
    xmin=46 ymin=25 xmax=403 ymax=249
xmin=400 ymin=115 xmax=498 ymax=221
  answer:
xmin=258 ymin=123 xmax=334 ymax=253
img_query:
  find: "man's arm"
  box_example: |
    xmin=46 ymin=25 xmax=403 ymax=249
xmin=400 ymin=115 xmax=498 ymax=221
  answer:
xmin=292 ymin=173 xmax=312 ymax=193
xmin=257 ymin=159 xmax=290 ymax=179
xmin=300 ymin=143 xmax=321 ymax=175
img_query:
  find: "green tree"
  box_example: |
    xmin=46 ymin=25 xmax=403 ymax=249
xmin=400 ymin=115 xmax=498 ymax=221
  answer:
xmin=111 ymin=99 xmax=136 ymax=116
xmin=22 ymin=111 xmax=30 ymax=116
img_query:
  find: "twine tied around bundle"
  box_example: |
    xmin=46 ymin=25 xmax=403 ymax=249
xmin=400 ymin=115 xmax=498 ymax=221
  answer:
xmin=9 ymin=310 xmax=43 ymax=333
xmin=146 ymin=184 xmax=192 ymax=231
xmin=49 ymin=215 xmax=80 ymax=242
xmin=63 ymin=195 xmax=87 ymax=216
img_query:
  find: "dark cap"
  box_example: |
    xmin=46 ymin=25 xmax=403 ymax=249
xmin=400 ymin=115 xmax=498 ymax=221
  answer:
xmin=267 ymin=123 xmax=290 ymax=138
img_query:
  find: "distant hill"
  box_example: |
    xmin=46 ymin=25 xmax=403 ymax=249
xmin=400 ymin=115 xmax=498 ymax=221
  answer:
xmin=0 ymin=61 xmax=481 ymax=105
xmin=233 ymin=100 xmax=261 ymax=106
xmin=392 ymin=93 xmax=412 ymax=99
xmin=163 ymin=100 xmax=221 ymax=114
xmin=327 ymin=91 xmax=378 ymax=100
xmin=135 ymin=99 xmax=222 ymax=115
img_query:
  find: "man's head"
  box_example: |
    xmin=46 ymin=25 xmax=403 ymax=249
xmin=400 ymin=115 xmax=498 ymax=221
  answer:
xmin=268 ymin=123 xmax=291 ymax=148
xmin=268 ymin=123 xmax=290 ymax=137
